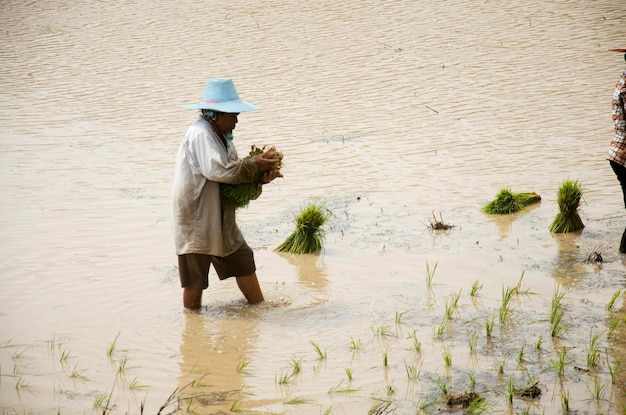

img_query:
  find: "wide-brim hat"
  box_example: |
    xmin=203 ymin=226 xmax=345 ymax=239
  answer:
xmin=182 ymin=78 xmax=259 ymax=112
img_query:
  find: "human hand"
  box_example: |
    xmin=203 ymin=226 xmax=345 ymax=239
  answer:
xmin=260 ymin=169 xmax=283 ymax=184
xmin=253 ymin=155 xmax=280 ymax=172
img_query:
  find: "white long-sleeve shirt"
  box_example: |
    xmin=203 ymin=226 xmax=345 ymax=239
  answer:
xmin=172 ymin=116 xmax=260 ymax=256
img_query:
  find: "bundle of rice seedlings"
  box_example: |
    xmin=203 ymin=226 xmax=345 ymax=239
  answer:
xmin=548 ymin=180 xmax=584 ymax=233
xmin=275 ymin=202 xmax=331 ymax=254
xmin=482 ymin=188 xmax=541 ymax=214
xmin=220 ymin=145 xmax=283 ymax=209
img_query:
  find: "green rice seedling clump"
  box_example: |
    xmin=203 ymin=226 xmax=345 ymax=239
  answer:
xmin=482 ymin=188 xmax=541 ymax=214
xmin=548 ymin=180 xmax=584 ymax=233
xmin=221 ymin=145 xmax=283 ymax=209
xmin=275 ymin=202 xmax=331 ymax=254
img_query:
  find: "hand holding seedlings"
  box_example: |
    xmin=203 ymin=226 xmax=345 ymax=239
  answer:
xmin=221 ymin=145 xmax=284 ymax=208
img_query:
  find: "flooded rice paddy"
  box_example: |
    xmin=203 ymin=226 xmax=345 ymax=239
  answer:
xmin=1 ymin=0 xmax=626 ymax=414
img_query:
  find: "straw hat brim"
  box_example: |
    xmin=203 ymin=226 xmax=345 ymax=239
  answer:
xmin=182 ymin=99 xmax=259 ymax=112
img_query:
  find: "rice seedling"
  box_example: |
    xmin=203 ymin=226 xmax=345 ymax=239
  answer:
xmin=68 ymin=364 xmax=89 ymax=382
xmin=499 ymin=285 xmax=516 ymax=324
xmin=551 ymin=285 xmax=565 ymax=322
xmin=432 ymin=374 xmax=448 ymax=395
xmin=586 ymin=329 xmax=603 ymax=370
xmin=551 ymin=349 xmax=567 ymax=376
xmin=607 ymin=318 xmax=620 ymax=338
xmin=485 ymin=314 xmax=495 ymax=337
xmin=382 ymin=349 xmax=388 ymax=367
xmin=310 ymin=341 xmax=327 ymax=360
xmin=106 ymin=332 xmax=120 ymax=358
xmin=10 ymin=347 xmax=25 ymax=362
xmin=221 ymin=145 xmax=283 ymax=209
xmin=116 ymin=354 xmax=129 ymax=375
xmin=425 ymin=260 xmax=438 ymax=287
xmin=289 ymin=357 xmax=302 ymax=376
xmin=349 ymin=336 xmax=362 ymax=351
xmin=283 ymin=396 xmax=313 ymax=405
xmin=444 ymin=298 xmax=454 ymax=321
xmin=372 ymin=324 xmax=394 ymax=338
xmin=236 ymin=357 xmax=251 ymax=375
xmin=276 ymin=370 xmax=292 ymax=385
xmin=156 ymin=374 xmax=208 ymax=414
xmin=548 ymin=179 xmax=584 ymax=233
xmin=506 ymin=378 xmax=515 ymax=404
xmin=586 ymin=376 xmax=607 ymax=401
xmin=94 ymin=392 xmax=114 ymax=412
xmin=470 ymin=280 xmax=483 ymax=297
xmin=605 ymin=289 xmax=622 ymax=311
xmin=407 ymin=330 xmax=421 ymax=353
xmin=514 ymin=270 xmax=532 ymax=295
xmin=230 ymin=397 xmax=246 ymax=412
xmin=560 ymin=390 xmax=570 ymax=413
xmin=344 ymin=367 xmax=353 ymax=381
xmin=482 ymin=188 xmax=541 ymax=214
xmin=395 ymin=310 xmax=407 ymax=325
xmin=321 ymin=406 xmax=336 ymax=415
xmin=606 ymin=351 xmax=621 ymax=384
xmin=496 ymin=359 xmax=506 ymax=375
xmin=517 ymin=346 xmax=526 ymax=364
xmin=367 ymin=400 xmax=394 ymax=415
xmin=451 ymin=289 xmax=462 ymax=308
xmin=435 ymin=319 xmax=446 ymax=338
xmin=535 ymin=336 xmax=543 ymax=351
xmin=275 ymin=201 xmax=331 ymax=254
xmin=404 ymin=360 xmax=421 ymax=381
xmin=442 ymin=348 xmax=452 ymax=366
xmin=329 ymin=381 xmax=359 ymax=394
xmin=468 ymin=331 xmax=478 ymax=354
xmin=59 ymin=348 xmax=71 ymax=364
xmin=550 ymin=308 xmax=566 ymax=338
xmin=550 ymin=286 xmax=567 ymax=338
xmin=466 ymin=396 xmax=489 ymax=415
xmin=14 ymin=376 xmax=32 ymax=392
xmin=47 ymin=334 xmax=60 ymax=355
xmin=468 ymin=372 xmax=476 ymax=389
xmin=128 ymin=377 xmax=147 ymax=391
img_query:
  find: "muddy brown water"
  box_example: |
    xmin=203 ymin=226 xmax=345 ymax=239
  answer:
xmin=1 ymin=1 xmax=625 ymax=414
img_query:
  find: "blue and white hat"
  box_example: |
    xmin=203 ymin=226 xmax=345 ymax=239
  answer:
xmin=182 ymin=78 xmax=259 ymax=112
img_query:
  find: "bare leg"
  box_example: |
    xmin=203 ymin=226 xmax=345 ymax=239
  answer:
xmin=183 ymin=288 xmax=203 ymax=309
xmin=236 ymin=273 xmax=265 ymax=304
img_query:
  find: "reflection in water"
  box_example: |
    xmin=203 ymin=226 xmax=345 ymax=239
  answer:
xmin=174 ymin=310 xmax=259 ymax=414
xmin=484 ymin=202 xmax=541 ymax=239
xmin=551 ymin=232 xmax=588 ymax=287
xmin=279 ymin=252 xmax=328 ymax=292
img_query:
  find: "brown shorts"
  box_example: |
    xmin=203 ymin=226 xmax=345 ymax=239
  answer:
xmin=177 ymin=243 xmax=256 ymax=289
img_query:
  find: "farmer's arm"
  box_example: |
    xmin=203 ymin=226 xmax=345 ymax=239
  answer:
xmin=188 ymin=132 xmax=258 ymax=184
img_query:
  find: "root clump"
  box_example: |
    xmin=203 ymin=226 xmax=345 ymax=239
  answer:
xmin=444 ymin=391 xmax=479 ymax=408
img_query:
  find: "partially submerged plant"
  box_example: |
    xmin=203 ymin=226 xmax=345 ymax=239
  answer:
xmin=549 ymin=179 xmax=584 ymax=233
xmin=426 ymin=211 xmax=455 ymax=230
xmin=221 ymin=145 xmax=283 ymax=209
xmin=482 ymin=188 xmax=541 ymax=214
xmin=275 ymin=201 xmax=331 ymax=254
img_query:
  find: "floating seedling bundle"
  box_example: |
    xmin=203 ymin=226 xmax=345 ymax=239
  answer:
xmin=220 ymin=145 xmax=283 ymax=209
xmin=275 ymin=202 xmax=331 ymax=254
xmin=482 ymin=188 xmax=541 ymax=214
xmin=549 ymin=179 xmax=584 ymax=233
